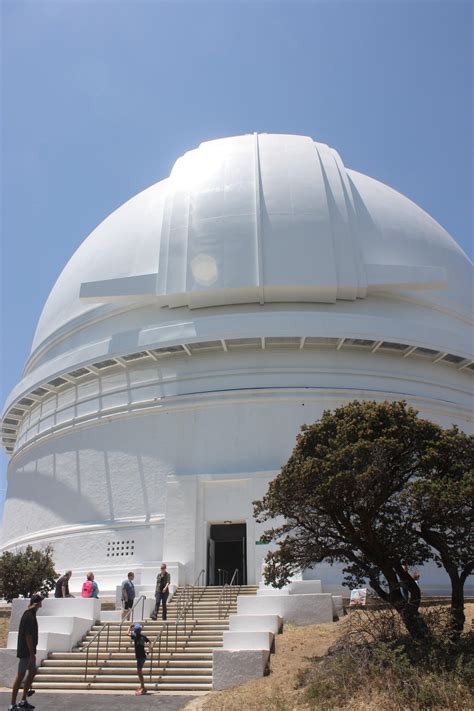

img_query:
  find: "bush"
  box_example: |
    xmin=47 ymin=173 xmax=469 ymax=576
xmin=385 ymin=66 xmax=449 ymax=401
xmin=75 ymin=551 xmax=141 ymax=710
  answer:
xmin=0 ymin=545 xmax=58 ymax=602
xmin=303 ymin=606 xmax=474 ymax=710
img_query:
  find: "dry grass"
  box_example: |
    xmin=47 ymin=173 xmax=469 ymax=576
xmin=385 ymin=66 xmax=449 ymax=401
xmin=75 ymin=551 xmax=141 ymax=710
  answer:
xmin=0 ymin=614 xmax=10 ymax=647
xmin=202 ymin=619 xmax=341 ymax=711
xmin=198 ymin=604 xmax=474 ymax=711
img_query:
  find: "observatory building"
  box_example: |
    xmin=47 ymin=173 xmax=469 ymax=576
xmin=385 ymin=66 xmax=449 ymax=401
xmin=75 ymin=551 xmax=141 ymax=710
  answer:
xmin=1 ymin=134 xmax=472 ymax=591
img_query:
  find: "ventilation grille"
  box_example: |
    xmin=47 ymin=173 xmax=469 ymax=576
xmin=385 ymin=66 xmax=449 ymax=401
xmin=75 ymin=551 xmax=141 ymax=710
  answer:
xmin=107 ymin=539 xmax=135 ymax=557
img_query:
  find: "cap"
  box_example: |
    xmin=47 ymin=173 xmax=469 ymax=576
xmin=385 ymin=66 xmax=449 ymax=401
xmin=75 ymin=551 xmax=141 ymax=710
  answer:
xmin=30 ymin=593 xmax=44 ymax=604
xmin=133 ymin=623 xmax=142 ymax=633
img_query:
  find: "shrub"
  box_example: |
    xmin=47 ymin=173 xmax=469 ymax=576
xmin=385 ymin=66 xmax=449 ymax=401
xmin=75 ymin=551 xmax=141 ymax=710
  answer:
xmin=0 ymin=545 xmax=58 ymax=602
xmin=304 ymin=607 xmax=474 ymax=710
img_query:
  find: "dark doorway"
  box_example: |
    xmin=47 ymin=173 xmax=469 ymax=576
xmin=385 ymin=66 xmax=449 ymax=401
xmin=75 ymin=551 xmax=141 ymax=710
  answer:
xmin=208 ymin=523 xmax=246 ymax=585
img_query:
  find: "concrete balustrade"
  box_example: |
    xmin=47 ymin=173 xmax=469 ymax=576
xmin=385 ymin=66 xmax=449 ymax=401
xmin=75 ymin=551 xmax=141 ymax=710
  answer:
xmin=288 ymin=580 xmax=323 ymax=594
xmin=8 ymin=631 xmax=72 ymax=656
xmin=332 ymin=595 xmax=344 ymax=618
xmin=237 ymin=592 xmax=333 ymax=625
xmin=223 ymin=630 xmax=274 ymax=651
xmin=256 ymin=587 xmax=289 ymax=596
xmin=228 ymin=614 xmax=282 ymax=635
xmin=213 ymin=649 xmax=271 ymax=690
xmin=5 ymin=597 xmax=101 ymax=670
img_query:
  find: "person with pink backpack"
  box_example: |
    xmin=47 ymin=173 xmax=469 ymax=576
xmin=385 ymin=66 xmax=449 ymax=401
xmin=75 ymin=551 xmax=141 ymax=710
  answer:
xmin=81 ymin=572 xmax=99 ymax=598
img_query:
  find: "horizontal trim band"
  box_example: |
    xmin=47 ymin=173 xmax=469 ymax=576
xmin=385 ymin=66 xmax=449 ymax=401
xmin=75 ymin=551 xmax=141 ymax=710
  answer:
xmin=0 ymin=515 xmax=165 ymax=551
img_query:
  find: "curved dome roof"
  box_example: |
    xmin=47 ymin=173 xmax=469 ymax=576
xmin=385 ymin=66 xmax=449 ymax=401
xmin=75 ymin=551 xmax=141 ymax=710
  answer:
xmin=32 ymin=133 xmax=471 ymax=356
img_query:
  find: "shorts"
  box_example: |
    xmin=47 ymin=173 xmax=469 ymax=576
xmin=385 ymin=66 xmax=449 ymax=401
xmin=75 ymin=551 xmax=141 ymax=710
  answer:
xmin=18 ymin=657 xmax=35 ymax=676
xmin=136 ymin=657 xmax=146 ymax=670
xmin=123 ymin=600 xmax=133 ymax=610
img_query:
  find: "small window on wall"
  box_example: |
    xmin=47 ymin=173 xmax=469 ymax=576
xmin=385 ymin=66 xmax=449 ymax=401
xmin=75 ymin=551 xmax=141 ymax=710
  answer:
xmin=106 ymin=539 xmax=135 ymax=557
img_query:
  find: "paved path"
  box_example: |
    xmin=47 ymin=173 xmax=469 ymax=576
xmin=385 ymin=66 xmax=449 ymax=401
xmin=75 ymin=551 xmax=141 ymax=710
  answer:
xmin=0 ymin=691 xmax=197 ymax=710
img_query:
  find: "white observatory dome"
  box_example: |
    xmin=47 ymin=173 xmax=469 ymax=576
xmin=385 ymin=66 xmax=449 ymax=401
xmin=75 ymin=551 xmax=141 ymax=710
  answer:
xmin=30 ymin=133 xmax=471 ymax=358
xmin=1 ymin=134 xmax=472 ymax=593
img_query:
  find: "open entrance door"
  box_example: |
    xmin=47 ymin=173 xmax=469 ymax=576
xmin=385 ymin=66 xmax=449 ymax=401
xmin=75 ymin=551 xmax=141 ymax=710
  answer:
xmin=207 ymin=523 xmax=247 ymax=585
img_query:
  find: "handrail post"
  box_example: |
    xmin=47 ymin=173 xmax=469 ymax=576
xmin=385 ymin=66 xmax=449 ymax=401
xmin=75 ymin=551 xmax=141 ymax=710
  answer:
xmin=95 ymin=627 xmax=100 ymax=667
xmin=85 ymin=644 xmax=89 ymax=681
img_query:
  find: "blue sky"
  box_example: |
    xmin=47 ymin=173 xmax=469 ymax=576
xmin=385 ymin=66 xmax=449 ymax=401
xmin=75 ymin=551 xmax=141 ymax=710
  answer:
xmin=1 ymin=0 xmax=472 ymax=515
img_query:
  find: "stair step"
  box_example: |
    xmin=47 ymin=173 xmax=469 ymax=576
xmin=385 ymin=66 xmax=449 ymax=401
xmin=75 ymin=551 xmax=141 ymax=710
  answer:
xmin=34 ymin=681 xmax=213 ymax=691
xmin=38 ymin=668 xmax=213 ymax=678
xmin=35 ymin=675 xmax=213 ymax=683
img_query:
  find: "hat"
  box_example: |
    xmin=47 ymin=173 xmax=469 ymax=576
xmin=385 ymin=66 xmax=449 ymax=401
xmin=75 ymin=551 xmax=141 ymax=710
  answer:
xmin=30 ymin=593 xmax=44 ymax=604
xmin=133 ymin=623 xmax=142 ymax=633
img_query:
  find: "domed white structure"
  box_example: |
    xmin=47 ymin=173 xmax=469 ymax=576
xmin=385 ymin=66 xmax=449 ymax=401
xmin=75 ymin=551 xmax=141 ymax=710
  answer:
xmin=1 ymin=134 xmax=472 ymax=591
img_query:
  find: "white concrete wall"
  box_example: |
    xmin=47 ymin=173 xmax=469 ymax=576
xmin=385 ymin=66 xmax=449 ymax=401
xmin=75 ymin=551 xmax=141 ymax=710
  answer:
xmin=237 ymin=593 xmax=334 ymax=625
xmin=213 ymin=649 xmax=270 ymax=690
xmin=228 ymin=614 xmax=282 ymax=634
xmin=7 ymin=598 xmax=100 ymax=661
xmin=223 ymin=631 xmax=274 ymax=651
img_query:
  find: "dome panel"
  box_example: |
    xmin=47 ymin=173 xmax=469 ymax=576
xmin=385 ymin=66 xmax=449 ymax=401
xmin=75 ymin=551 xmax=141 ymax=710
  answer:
xmin=30 ymin=133 xmax=472 ymax=360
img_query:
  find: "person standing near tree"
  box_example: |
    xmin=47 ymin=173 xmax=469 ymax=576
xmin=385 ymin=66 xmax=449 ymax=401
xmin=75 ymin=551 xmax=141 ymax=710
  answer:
xmin=54 ymin=570 xmax=73 ymax=598
xmin=8 ymin=593 xmax=43 ymax=711
xmin=150 ymin=563 xmax=170 ymax=620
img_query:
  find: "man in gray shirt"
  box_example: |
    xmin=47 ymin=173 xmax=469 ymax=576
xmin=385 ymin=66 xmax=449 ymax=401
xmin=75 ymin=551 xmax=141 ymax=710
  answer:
xmin=121 ymin=572 xmax=136 ymax=620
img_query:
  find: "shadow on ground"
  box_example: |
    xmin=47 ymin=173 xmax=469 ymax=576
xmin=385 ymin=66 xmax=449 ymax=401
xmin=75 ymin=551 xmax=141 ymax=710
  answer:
xmin=0 ymin=691 xmax=197 ymax=710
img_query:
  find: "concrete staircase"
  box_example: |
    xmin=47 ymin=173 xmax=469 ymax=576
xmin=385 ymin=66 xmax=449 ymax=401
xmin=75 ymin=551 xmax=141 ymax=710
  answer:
xmin=33 ymin=585 xmax=259 ymax=692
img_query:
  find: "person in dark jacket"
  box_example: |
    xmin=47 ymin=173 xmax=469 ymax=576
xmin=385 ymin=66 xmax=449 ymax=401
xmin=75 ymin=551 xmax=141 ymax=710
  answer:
xmin=8 ymin=593 xmax=43 ymax=711
xmin=150 ymin=564 xmax=170 ymax=620
xmin=54 ymin=570 xmax=73 ymax=598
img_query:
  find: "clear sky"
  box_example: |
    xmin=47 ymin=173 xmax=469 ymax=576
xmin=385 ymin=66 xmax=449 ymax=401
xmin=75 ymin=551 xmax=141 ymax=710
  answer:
xmin=1 ymin=0 xmax=472 ymax=515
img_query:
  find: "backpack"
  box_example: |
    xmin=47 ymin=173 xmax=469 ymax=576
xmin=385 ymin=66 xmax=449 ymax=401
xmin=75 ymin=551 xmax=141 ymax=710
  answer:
xmin=81 ymin=580 xmax=93 ymax=598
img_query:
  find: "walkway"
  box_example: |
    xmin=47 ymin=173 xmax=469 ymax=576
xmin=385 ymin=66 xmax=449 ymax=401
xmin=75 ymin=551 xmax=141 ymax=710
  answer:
xmin=0 ymin=691 xmax=197 ymax=710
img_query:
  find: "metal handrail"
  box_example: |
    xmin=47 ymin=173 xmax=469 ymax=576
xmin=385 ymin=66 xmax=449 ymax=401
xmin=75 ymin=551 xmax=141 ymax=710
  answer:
xmin=217 ymin=568 xmax=228 ymax=586
xmin=217 ymin=579 xmax=228 ymax=619
xmin=218 ymin=568 xmax=241 ymax=619
xmin=84 ymin=621 xmax=111 ymax=681
xmin=149 ymin=584 xmax=195 ymax=682
xmin=190 ymin=568 xmax=206 ymax=616
xmin=118 ymin=594 xmax=146 ymax=650
xmin=84 ymin=594 xmax=146 ymax=680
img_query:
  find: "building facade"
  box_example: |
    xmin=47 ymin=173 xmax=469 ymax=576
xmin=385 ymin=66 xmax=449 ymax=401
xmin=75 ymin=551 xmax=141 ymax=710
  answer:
xmin=1 ymin=134 xmax=472 ymax=591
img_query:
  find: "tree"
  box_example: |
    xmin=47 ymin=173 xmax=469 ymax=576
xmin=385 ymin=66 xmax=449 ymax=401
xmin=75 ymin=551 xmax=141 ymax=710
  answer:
xmin=406 ymin=425 xmax=474 ymax=632
xmin=253 ymin=400 xmax=473 ymax=640
xmin=0 ymin=545 xmax=58 ymax=602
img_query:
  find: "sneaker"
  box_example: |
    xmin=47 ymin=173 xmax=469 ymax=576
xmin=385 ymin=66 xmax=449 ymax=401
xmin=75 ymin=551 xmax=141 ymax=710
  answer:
xmin=27 ymin=691 xmax=35 ymax=697
xmin=18 ymin=701 xmax=35 ymax=710
xmin=135 ymin=688 xmax=145 ymax=696
xmin=8 ymin=705 xmax=18 ymax=711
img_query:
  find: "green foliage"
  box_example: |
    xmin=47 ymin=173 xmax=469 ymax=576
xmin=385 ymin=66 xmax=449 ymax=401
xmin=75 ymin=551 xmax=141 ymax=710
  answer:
xmin=0 ymin=544 xmax=58 ymax=602
xmin=253 ymin=400 xmax=474 ymax=637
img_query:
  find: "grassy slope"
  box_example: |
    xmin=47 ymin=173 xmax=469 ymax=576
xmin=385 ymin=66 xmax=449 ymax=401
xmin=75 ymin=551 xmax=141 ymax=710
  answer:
xmin=200 ymin=604 xmax=474 ymax=711
xmin=203 ymin=619 xmax=340 ymax=711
